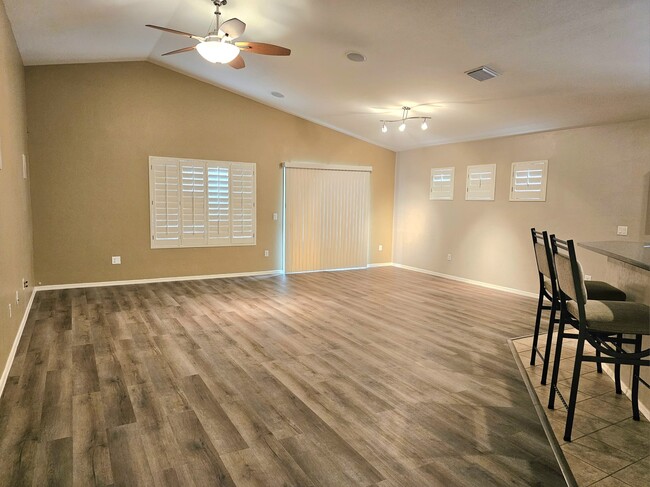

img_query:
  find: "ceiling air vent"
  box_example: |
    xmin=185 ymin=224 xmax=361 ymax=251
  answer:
xmin=465 ymin=66 xmax=499 ymax=81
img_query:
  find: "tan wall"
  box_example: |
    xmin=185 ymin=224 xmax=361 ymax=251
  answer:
xmin=394 ymin=119 xmax=650 ymax=294
xmin=0 ymin=0 xmax=34 ymax=378
xmin=25 ymin=61 xmax=395 ymax=285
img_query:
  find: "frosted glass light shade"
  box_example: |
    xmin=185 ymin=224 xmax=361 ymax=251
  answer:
xmin=196 ymin=40 xmax=240 ymax=63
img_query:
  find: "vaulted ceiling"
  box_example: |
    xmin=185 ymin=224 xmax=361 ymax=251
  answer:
xmin=5 ymin=0 xmax=650 ymax=151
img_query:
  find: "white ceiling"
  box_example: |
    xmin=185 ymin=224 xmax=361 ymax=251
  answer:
xmin=5 ymin=0 xmax=650 ymax=151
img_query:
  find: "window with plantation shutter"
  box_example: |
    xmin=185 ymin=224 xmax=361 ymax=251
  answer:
xmin=466 ymin=164 xmax=497 ymax=201
xmin=230 ymin=163 xmax=256 ymax=244
xmin=510 ymin=160 xmax=548 ymax=201
xmin=149 ymin=156 xmax=256 ymax=248
xmin=150 ymin=159 xmax=180 ymax=247
xmin=180 ymin=162 xmax=207 ymax=245
xmin=207 ymin=164 xmax=231 ymax=244
xmin=430 ymin=167 xmax=455 ymax=200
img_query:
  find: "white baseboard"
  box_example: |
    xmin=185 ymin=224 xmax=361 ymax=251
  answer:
xmin=391 ymin=262 xmax=537 ymax=299
xmin=0 ymin=289 xmax=37 ymax=399
xmin=601 ymin=364 xmax=650 ymax=421
xmin=35 ymin=269 xmax=284 ymax=291
xmin=368 ymin=262 xmax=395 ymax=268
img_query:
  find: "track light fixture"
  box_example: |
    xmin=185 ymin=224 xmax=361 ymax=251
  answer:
xmin=380 ymin=107 xmax=430 ymax=134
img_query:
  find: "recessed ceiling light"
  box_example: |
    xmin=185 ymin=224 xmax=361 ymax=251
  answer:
xmin=271 ymin=91 xmax=285 ymax=98
xmin=346 ymin=51 xmax=366 ymax=62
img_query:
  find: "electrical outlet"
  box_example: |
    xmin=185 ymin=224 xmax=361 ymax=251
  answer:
xmin=447 ymin=254 xmax=452 ymax=261
xmin=22 ymin=279 xmax=28 ymax=289
xmin=273 ymin=212 xmax=278 ymax=221
xmin=111 ymin=256 xmax=121 ymax=265
xmin=584 ymin=274 xmax=592 ymax=281
xmin=264 ymin=250 xmax=269 ymax=257
xmin=616 ymin=225 xmax=628 ymax=236
xmin=378 ymin=244 xmax=383 ymax=251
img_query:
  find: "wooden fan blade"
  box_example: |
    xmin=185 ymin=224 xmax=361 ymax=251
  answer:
xmin=235 ymin=42 xmax=291 ymax=56
xmin=229 ymin=54 xmax=245 ymax=69
xmin=146 ymin=24 xmax=204 ymax=41
xmin=219 ymin=18 xmax=246 ymax=40
xmin=161 ymin=46 xmax=197 ymax=56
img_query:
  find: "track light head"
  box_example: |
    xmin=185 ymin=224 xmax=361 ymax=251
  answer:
xmin=381 ymin=123 xmax=387 ymax=133
xmin=398 ymin=122 xmax=406 ymax=132
xmin=421 ymin=120 xmax=428 ymax=130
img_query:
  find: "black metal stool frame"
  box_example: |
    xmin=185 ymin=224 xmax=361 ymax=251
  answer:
xmin=547 ymin=237 xmax=649 ymax=441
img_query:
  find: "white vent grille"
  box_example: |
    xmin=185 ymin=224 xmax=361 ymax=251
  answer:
xmin=465 ymin=66 xmax=499 ymax=81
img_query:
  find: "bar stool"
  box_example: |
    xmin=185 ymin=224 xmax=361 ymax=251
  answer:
xmin=530 ymin=228 xmax=627 ymax=385
xmin=547 ymin=236 xmax=649 ymax=441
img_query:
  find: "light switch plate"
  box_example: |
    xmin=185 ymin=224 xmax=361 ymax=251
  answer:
xmin=22 ymin=154 xmax=27 ymax=179
xmin=111 ymin=256 xmax=121 ymax=265
xmin=273 ymin=212 xmax=278 ymax=221
xmin=617 ymin=225 xmax=628 ymax=236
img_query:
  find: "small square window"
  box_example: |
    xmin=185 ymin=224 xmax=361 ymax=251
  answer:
xmin=430 ymin=167 xmax=455 ymax=200
xmin=466 ymin=164 xmax=496 ymax=201
xmin=510 ymin=160 xmax=548 ymax=202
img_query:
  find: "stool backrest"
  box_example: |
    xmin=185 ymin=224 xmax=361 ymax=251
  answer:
xmin=531 ymin=228 xmax=557 ymax=291
xmin=551 ymin=235 xmax=588 ymax=306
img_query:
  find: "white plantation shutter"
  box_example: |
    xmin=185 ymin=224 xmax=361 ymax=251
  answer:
xmin=230 ymin=163 xmax=256 ymax=244
xmin=207 ymin=164 xmax=231 ymax=244
xmin=510 ymin=160 xmax=548 ymax=201
xmin=181 ymin=162 xmax=207 ymax=245
xmin=149 ymin=156 xmax=255 ymax=248
xmin=466 ymin=164 xmax=497 ymax=201
xmin=430 ymin=167 xmax=455 ymax=200
xmin=150 ymin=159 xmax=180 ymax=248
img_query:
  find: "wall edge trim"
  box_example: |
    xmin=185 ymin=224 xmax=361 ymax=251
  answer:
xmin=0 ymin=290 xmax=37 ymax=399
xmin=35 ymin=269 xmax=284 ymax=291
xmin=392 ymin=263 xmax=537 ymax=298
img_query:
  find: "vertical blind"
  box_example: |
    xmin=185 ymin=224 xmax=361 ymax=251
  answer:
xmin=150 ymin=156 xmax=256 ymax=248
xmin=284 ymin=164 xmax=371 ymax=273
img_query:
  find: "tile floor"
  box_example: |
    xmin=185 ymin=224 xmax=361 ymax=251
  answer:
xmin=513 ymin=333 xmax=650 ymax=486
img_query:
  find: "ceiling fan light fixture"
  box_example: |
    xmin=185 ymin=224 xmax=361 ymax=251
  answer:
xmin=196 ymin=39 xmax=240 ymax=63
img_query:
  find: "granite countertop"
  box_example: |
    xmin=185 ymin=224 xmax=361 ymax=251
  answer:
xmin=578 ymin=241 xmax=650 ymax=271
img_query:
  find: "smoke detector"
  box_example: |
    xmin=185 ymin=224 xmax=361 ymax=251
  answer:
xmin=465 ymin=65 xmax=499 ymax=81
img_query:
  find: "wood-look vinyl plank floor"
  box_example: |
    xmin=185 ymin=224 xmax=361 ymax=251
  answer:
xmin=0 ymin=267 xmax=566 ymax=486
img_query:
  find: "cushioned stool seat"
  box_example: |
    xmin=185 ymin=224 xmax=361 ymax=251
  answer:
xmin=543 ymin=277 xmax=626 ymax=301
xmin=585 ymin=281 xmax=627 ymax=302
xmin=566 ymin=300 xmax=650 ymax=335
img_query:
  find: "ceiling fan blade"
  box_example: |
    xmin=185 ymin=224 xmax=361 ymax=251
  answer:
xmin=161 ymin=46 xmax=197 ymax=56
xmin=235 ymin=42 xmax=291 ymax=56
xmin=146 ymin=24 xmax=204 ymax=41
xmin=229 ymin=54 xmax=246 ymax=69
xmin=219 ymin=18 xmax=246 ymax=39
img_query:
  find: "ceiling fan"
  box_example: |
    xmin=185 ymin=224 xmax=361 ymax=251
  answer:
xmin=146 ymin=0 xmax=291 ymax=69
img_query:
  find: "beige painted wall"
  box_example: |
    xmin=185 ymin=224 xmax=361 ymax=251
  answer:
xmin=26 ymin=62 xmax=395 ymax=285
xmin=394 ymin=119 xmax=650 ymax=294
xmin=0 ymin=0 xmax=34 ymax=379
